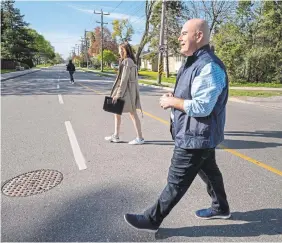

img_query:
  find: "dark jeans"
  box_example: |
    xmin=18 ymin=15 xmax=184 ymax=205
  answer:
xmin=69 ymin=71 xmax=74 ymax=81
xmin=144 ymin=147 xmax=229 ymax=226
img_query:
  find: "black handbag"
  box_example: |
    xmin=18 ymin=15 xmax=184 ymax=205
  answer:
xmin=103 ymin=96 xmax=124 ymax=115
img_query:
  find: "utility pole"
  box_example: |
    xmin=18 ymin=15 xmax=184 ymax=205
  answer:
xmin=94 ymin=9 xmax=109 ymax=72
xmin=75 ymin=44 xmax=80 ymax=67
xmin=84 ymin=30 xmax=92 ymax=69
xmin=157 ymin=0 xmax=166 ymax=84
xmin=75 ymin=44 xmax=80 ymax=56
xmin=80 ymin=37 xmax=85 ymax=67
xmin=165 ymin=12 xmax=169 ymax=78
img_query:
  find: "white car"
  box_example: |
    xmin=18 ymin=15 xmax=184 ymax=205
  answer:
xmin=111 ymin=63 xmax=119 ymax=69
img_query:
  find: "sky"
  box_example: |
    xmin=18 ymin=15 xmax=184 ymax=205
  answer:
xmin=14 ymin=1 xmax=148 ymax=59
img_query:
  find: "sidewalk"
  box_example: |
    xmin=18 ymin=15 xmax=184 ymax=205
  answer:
xmin=1 ymin=68 xmax=41 ymax=82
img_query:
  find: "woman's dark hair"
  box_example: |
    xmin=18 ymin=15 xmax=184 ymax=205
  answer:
xmin=119 ymin=42 xmax=137 ymax=64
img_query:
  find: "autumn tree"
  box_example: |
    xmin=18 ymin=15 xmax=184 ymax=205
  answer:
xmin=89 ymin=27 xmax=118 ymax=57
xmin=112 ymin=19 xmax=134 ymax=43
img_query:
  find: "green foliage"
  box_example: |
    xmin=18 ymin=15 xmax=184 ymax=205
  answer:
xmin=112 ymin=19 xmax=134 ymax=43
xmin=1 ymin=0 xmax=34 ymax=61
xmin=138 ymin=70 xmax=176 ymax=83
xmin=1 ymin=0 xmax=59 ymax=67
xmin=97 ymin=50 xmax=118 ymax=66
xmin=149 ymin=1 xmax=187 ymax=56
xmin=90 ymin=57 xmax=101 ymax=68
xmin=212 ymin=0 xmax=282 ymax=83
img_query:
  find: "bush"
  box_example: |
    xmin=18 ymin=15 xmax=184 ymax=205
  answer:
xmin=21 ymin=63 xmax=30 ymax=69
xmin=90 ymin=57 xmax=101 ymax=69
xmin=21 ymin=59 xmax=34 ymax=68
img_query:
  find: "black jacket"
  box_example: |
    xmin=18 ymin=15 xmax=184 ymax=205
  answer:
xmin=67 ymin=63 xmax=75 ymax=72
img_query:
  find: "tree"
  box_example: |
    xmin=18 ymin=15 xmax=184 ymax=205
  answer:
xmin=53 ymin=53 xmax=64 ymax=64
xmin=255 ymin=1 xmax=282 ymax=82
xmin=27 ymin=28 xmax=55 ymax=65
xmin=212 ymin=1 xmax=282 ymax=83
xmin=1 ymin=0 xmax=34 ymax=62
xmin=112 ymin=19 xmax=134 ymax=43
xmin=135 ymin=0 xmax=156 ymax=69
xmin=1 ymin=0 xmax=57 ymax=68
xmin=185 ymin=0 xmax=237 ymax=35
xmin=88 ymin=27 xmax=118 ymax=57
xmin=211 ymin=23 xmax=246 ymax=82
xmin=97 ymin=50 xmax=117 ymax=66
xmin=149 ymin=1 xmax=188 ymax=76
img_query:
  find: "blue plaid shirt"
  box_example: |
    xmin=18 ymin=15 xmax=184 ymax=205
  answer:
xmin=171 ymin=62 xmax=226 ymax=120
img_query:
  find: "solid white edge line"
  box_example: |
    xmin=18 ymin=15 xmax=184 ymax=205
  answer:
xmin=64 ymin=121 xmax=87 ymax=170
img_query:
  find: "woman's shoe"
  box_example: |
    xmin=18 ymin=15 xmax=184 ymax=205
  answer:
xmin=128 ymin=138 xmax=145 ymax=145
xmin=105 ymin=134 xmax=120 ymax=143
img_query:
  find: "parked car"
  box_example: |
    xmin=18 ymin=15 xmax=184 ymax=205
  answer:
xmin=111 ymin=63 xmax=119 ymax=70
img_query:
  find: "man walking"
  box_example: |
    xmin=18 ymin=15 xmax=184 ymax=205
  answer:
xmin=66 ymin=60 xmax=75 ymax=84
xmin=124 ymin=18 xmax=230 ymax=232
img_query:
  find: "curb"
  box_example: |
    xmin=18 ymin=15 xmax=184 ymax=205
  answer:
xmin=139 ymin=82 xmax=173 ymax=92
xmin=79 ymin=69 xmax=116 ymax=77
xmin=228 ymin=97 xmax=280 ymax=110
xmin=1 ymin=69 xmax=41 ymax=82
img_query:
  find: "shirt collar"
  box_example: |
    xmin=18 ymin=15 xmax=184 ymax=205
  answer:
xmin=184 ymin=44 xmax=211 ymax=67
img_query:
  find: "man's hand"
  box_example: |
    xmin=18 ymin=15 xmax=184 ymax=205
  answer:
xmin=160 ymin=95 xmax=185 ymax=111
xmin=162 ymin=92 xmax=174 ymax=98
xmin=160 ymin=96 xmax=174 ymax=109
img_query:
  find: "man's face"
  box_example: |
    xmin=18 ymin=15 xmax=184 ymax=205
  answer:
xmin=178 ymin=22 xmax=197 ymax=56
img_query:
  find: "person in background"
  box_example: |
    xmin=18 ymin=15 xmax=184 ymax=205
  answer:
xmin=66 ymin=60 xmax=75 ymax=84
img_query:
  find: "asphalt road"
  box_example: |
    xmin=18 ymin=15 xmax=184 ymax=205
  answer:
xmin=1 ymin=64 xmax=282 ymax=242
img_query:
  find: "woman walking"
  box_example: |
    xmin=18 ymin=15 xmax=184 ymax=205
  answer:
xmin=105 ymin=42 xmax=144 ymax=145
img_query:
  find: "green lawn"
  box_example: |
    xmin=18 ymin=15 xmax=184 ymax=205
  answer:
xmin=36 ymin=64 xmax=52 ymax=68
xmin=80 ymin=67 xmax=116 ymax=74
xmin=138 ymin=71 xmax=176 ymax=83
xmin=1 ymin=69 xmax=16 ymax=74
xmin=230 ymin=82 xmax=282 ymax=88
xmin=229 ymin=90 xmax=282 ymax=97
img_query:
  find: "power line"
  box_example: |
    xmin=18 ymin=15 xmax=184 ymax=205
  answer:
xmin=112 ymin=0 xmax=124 ymax=13
xmin=130 ymin=14 xmax=146 ymax=24
xmin=128 ymin=2 xmax=146 ymax=16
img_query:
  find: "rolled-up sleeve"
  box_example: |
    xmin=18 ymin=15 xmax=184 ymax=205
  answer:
xmin=183 ymin=62 xmax=226 ymax=117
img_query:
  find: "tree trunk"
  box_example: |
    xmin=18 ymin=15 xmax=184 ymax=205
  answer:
xmin=136 ymin=0 xmax=155 ymax=70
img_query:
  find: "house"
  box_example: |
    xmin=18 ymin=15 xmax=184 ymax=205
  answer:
xmin=166 ymin=55 xmax=186 ymax=73
xmin=139 ymin=51 xmax=158 ymax=72
xmin=140 ymin=51 xmax=186 ymax=73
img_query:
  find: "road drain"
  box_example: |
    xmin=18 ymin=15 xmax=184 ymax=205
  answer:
xmin=1 ymin=169 xmax=63 ymax=197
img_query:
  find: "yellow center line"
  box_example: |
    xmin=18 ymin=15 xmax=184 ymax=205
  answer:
xmin=81 ymin=83 xmax=282 ymax=177
xmin=218 ymin=145 xmax=282 ymax=176
xmin=78 ymin=83 xmax=104 ymax=95
xmin=141 ymin=110 xmax=170 ymax=125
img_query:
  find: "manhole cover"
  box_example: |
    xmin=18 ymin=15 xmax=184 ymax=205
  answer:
xmin=1 ymin=169 xmax=63 ymax=197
